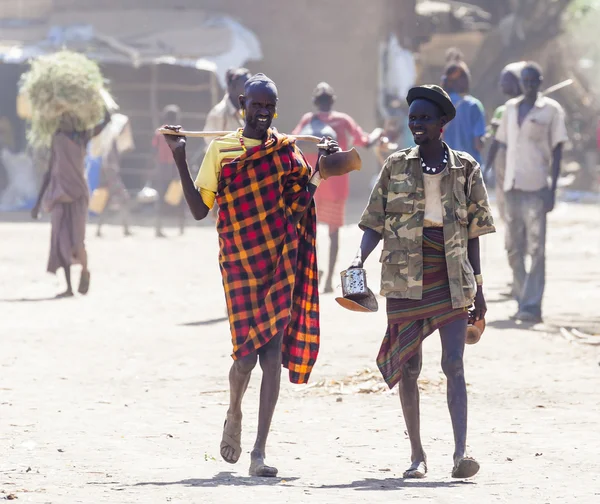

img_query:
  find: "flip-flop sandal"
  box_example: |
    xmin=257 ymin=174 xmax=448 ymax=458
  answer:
xmin=403 ymin=461 xmax=427 ymax=479
xmin=452 ymin=457 xmax=480 ymax=479
xmin=78 ymin=271 xmax=91 ymax=295
xmin=220 ymin=418 xmax=241 ymax=464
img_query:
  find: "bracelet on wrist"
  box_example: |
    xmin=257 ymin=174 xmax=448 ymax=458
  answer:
xmin=310 ymin=172 xmax=322 ymax=187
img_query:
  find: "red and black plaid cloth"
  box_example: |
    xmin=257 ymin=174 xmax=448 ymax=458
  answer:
xmin=215 ymin=130 xmax=320 ymax=384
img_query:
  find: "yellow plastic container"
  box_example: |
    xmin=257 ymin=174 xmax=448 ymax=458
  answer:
xmin=89 ymin=187 xmax=110 ymax=214
xmin=164 ymin=180 xmax=183 ymax=206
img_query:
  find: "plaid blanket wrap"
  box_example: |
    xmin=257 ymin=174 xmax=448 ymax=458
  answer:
xmin=216 ymin=131 xmax=320 ymax=384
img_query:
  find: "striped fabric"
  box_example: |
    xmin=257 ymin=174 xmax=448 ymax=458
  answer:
xmin=216 ymin=130 xmax=320 ymax=384
xmin=377 ymin=227 xmax=468 ymax=388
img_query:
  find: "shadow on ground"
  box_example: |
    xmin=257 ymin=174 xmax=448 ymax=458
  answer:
xmin=134 ymin=472 xmax=298 ymax=488
xmin=316 ymin=477 xmax=475 ymax=491
xmin=487 ymin=319 xmax=537 ymax=331
xmin=132 ymin=472 xmax=473 ymax=491
xmin=0 ymin=296 xmax=63 ymax=303
xmin=180 ymin=317 xmax=228 ymax=327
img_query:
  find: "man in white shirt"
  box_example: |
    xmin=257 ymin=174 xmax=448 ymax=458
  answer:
xmin=486 ymin=62 xmax=568 ymax=323
xmin=199 ymin=68 xmax=251 ymax=219
xmin=203 ymin=68 xmax=251 ymax=143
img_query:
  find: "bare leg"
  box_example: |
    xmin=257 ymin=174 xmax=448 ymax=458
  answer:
xmin=96 ymin=201 xmax=108 ymax=237
xmin=399 ymin=345 xmax=427 ymax=478
xmin=77 ymin=246 xmax=90 ymax=295
xmin=440 ymin=318 xmax=479 ymax=478
xmin=220 ymin=352 xmax=257 ymax=464
xmin=56 ymin=245 xmax=73 ymax=297
xmin=155 ymin=199 xmax=166 ymax=238
xmin=249 ymin=332 xmax=283 ymax=477
xmin=178 ymin=201 xmax=185 ymax=235
xmin=323 ymin=228 xmax=339 ymax=293
xmin=121 ymin=200 xmax=132 ymax=236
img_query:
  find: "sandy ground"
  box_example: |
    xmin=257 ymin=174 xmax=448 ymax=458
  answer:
xmin=1 ymin=199 xmax=600 ymax=503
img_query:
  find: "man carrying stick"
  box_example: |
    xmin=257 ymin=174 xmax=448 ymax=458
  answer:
xmin=162 ymin=74 xmax=340 ymax=477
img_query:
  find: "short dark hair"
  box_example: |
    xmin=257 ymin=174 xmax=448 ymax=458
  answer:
xmin=445 ymin=47 xmax=464 ymax=63
xmin=521 ymin=61 xmax=543 ymax=79
xmin=244 ymin=73 xmax=278 ymax=95
xmin=162 ymin=104 xmax=180 ymax=121
xmin=225 ymin=67 xmax=251 ymax=86
xmin=443 ymin=61 xmax=471 ymax=83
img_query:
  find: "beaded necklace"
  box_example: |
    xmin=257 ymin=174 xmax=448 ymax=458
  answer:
xmin=420 ymin=147 xmax=448 ymax=175
xmin=238 ymin=129 xmax=269 ymax=153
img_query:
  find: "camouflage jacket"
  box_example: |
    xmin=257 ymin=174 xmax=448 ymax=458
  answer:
xmin=359 ymin=145 xmax=495 ymax=308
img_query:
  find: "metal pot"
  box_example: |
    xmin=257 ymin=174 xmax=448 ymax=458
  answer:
xmin=340 ymin=268 xmax=369 ymax=297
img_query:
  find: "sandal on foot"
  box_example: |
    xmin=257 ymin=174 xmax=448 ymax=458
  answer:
xmin=403 ymin=461 xmax=427 ymax=479
xmin=452 ymin=457 xmax=480 ymax=479
xmin=78 ymin=271 xmax=91 ymax=295
xmin=220 ymin=418 xmax=241 ymax=464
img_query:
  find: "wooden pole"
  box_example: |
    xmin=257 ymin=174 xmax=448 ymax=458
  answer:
xmin=156 ymin=128 xmax=323 ymax=144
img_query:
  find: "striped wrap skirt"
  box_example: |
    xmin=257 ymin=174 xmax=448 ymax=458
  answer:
xmin=377 ymin=227 xmax=468 ymax=388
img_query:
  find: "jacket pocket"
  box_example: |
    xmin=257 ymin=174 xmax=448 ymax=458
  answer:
xmin=379 ymin=249 xmax=409 ymax=293
xmin=386 ymin=179 xmax=416 ymax=214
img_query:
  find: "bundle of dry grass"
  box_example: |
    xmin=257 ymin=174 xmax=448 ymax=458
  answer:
xmin=20 ymin=50 xmax=113 ymax=147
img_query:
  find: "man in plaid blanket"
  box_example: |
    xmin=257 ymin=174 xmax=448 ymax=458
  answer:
xmin=162 ymin=74 xmax=339 ymax=477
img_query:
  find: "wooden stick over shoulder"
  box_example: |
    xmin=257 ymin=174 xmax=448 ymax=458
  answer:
xmin=156 ymin=127 xmax=322 ymax=144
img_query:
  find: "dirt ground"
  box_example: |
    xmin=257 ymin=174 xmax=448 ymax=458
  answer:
xmin=1 ymin=199 xmax=599 ymax=504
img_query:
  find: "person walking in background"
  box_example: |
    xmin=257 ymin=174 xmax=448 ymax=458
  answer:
xmin=292 ymin=82 xmax=381 ymax=293
xmin=199 ymin=68 xmax=252 ymax=219
xmin=93 ymin=113 xmax=135 ymax=237
xmin=151 ymin=105 xmax=186 ymax=238
xmin=486 ymin=62 xmax=568 ymax=323
xmin=486 ymin=61 xmax=526 ymax=220
xmin=203 ymin=68 xmax=251 ymax=140
xmin=31 ymin=110 xmax=110 ymax=297
xmin=441 ymin=57 xmax=487 ymax=164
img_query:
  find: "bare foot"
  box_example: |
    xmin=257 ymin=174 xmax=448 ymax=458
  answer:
xmin=452 ymin=456 xmax=480 ymax=479
xmin=220 ymin=415 xmax=242 ymax=464
xmin=323 ymin=284 xmax=334 ymax=294
xmin=249 ymin=451 xmax=278 ymax=477
xmin=403 ymin=457 xmax=427 ymax=479
xmin=155 ymin=230 xmax=166 ymax=238
xmin=55 ymin=289 xmax=74 ymax=299
xmin=124 ymin=229 xmax=133 ymax=237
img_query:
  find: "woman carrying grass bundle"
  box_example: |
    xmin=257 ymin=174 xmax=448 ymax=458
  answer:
xmin=23 ymin=50 xmax=113 ymax=297
xmin=32 ymin=110 xmax=110 ymax=297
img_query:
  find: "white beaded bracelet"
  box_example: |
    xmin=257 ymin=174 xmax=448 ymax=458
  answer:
xmin=310 ymin=172 xmax=323 ymax=188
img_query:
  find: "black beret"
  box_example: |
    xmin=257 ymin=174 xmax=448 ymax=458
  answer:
xmin=406 ymin=85 xmax=456 ymax=121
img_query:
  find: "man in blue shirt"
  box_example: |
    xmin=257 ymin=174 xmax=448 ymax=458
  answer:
xmin=441 ymin=61 xmax=486 ymax=164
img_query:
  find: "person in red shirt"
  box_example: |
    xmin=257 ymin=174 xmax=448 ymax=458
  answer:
xmin=152 ymin=105 xmax=186 ymax=237
xmin=293 ymin=82 xmax=379 ymax=292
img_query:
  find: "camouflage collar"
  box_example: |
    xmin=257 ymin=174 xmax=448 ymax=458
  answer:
xmin=407 ymin=144 xmax=464 ymax=169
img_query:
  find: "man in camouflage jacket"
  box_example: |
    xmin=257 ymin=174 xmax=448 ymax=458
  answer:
xmin=359 ymin=146 xmax=495 ymax=308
